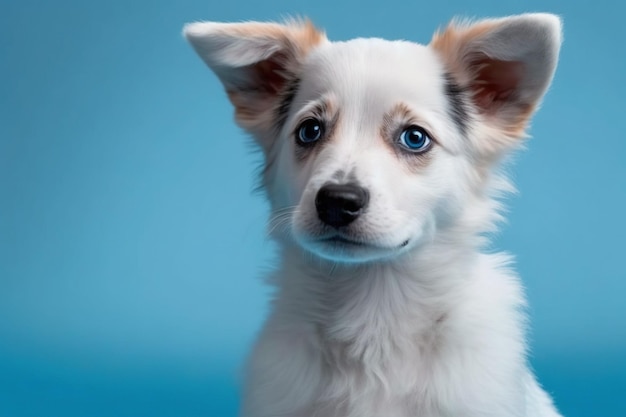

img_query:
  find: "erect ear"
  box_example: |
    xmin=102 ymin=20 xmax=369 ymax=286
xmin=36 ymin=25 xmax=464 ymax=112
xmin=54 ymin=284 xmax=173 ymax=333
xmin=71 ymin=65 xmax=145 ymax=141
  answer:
xmin=184 ymin=20 xmax=326 ymax=148
xmin=431 ymin=13 xmax=561 ymax=145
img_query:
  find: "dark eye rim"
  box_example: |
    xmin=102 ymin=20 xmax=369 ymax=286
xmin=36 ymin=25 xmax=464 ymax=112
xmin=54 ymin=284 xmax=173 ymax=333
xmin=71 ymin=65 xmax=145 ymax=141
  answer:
xmin=295 ymin=118 xmax=324 ymax=146
xmin=397 ymin=124 xmax=434 ymax=153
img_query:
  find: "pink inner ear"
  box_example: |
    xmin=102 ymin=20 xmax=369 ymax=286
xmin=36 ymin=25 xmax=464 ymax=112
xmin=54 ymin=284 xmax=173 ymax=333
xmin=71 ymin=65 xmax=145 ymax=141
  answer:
xmin=471 ymin=55 xmax=525 ymax=112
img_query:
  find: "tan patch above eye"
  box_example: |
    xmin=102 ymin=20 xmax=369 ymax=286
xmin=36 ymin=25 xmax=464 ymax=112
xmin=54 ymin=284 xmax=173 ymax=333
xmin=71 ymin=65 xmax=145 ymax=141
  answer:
xmin=293 ymin=97 xmax=340 ymax=162
xmin=381 ymin=103 xmax=413 ymax=135
xmin=380 ymin=103 xmax=435 ymax=173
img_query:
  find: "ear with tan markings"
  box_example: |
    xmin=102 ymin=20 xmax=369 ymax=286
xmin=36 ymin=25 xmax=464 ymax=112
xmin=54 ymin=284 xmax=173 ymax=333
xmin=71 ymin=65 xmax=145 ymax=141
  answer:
xmin=184 ymin=20 xmax=326 ymax=148
xmin=431 ymin=13 xmax=562 ymax=142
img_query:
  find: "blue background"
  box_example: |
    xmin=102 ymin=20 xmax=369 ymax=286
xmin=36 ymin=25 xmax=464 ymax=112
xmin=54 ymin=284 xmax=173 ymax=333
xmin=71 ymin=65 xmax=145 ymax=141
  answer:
xmin=1 ymin=0 xmax=624 ymax=416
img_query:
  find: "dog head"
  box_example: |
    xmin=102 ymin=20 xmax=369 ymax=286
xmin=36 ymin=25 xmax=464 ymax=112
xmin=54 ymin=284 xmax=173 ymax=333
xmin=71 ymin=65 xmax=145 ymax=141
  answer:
xmin=185 ymin=14 xmax=561 ymax=264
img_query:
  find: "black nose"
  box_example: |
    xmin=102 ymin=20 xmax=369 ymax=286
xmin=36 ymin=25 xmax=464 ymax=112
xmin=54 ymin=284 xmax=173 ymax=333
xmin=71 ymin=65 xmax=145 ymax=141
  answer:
xmin=315 ymin=183 xmax=370 ymax=228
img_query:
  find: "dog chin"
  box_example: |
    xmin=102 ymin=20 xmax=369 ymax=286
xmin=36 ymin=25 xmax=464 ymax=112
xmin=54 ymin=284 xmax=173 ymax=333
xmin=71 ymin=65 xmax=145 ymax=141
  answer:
xmin=296 ymin=234 xmax=412 ymax=264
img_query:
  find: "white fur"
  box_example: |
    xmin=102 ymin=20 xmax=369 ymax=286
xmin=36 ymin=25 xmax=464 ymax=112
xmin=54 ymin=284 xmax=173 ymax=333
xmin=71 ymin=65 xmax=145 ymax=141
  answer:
xmin=185 ymin=13 xmax=563 ymax=417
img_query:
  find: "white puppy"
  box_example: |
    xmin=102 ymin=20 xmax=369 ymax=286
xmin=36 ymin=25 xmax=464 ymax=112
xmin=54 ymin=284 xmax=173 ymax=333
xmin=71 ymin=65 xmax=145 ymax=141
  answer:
xmin=185 ymin=13 xmax=563 ymax=417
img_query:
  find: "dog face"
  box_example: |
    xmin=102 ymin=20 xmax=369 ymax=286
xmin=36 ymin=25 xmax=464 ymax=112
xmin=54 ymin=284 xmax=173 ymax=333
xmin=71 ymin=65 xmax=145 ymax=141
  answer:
xmin=276 ymin=40 xmax=468 ymax=262
xmin=185 ymin=15 xmax=561 ymax=263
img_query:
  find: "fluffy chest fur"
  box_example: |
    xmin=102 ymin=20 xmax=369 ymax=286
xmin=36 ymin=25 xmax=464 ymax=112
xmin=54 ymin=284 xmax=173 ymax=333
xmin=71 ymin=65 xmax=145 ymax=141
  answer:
xmin=249 ymin=248 xmax=529 ymax=417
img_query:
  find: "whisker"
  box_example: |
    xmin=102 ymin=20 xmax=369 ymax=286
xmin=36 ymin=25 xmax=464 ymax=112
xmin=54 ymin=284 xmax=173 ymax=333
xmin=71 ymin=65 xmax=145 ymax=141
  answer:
xmin=266 ymin=206 xmax=299 ymax=236
xmin=328 ymin=262 xmax=338 ymax=277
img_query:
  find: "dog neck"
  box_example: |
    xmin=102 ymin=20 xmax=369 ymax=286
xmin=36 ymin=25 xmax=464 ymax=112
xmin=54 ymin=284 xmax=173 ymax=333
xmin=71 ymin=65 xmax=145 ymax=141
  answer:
xmin=272 ymin=231 xmax=484 ymax=363
xmin=266 ymin=225 xmax=526 ymax=409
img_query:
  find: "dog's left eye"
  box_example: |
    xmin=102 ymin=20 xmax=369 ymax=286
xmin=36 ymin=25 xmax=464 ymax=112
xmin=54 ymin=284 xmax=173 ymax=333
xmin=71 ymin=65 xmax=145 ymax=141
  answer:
xmin=296 ymin=118 xmax=324 ymax=145
xmin=398 ymin=126 xmax=432 ymax=152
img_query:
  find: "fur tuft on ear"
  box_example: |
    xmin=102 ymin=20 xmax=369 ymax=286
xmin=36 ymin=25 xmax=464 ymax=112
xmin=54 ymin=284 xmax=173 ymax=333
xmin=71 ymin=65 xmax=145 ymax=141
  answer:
xmin=184 ymin=20 xmax=326 ymax=147
xmin=431 ymin=13 xmax=562 ymax=138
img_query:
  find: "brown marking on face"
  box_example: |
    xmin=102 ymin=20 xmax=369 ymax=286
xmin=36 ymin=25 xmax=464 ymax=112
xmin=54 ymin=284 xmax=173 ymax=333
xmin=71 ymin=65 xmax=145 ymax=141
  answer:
xmin=293 ymin=97 xmax=340 ymax=162
xmin=380 ymin=103 xmax=435 ymax=173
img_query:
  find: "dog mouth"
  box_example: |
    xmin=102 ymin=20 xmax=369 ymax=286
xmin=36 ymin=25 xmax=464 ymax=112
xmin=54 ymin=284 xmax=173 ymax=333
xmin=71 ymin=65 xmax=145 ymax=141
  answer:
xmin=321 ymin=235 xmax=368 ymax=247
xmin=291 ymin=227 xmax=415 ymax=263
xmin=301 ymin=233 xmax=411 ymax=263
xmin=315 ymin=233 xmax=411 ymax=252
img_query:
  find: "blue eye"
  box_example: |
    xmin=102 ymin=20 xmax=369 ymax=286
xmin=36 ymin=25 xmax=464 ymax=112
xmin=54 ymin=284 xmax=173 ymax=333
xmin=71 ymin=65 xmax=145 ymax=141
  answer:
xmin=398 ymin=126 xmax=432 ymax=152
xmin=296 ymin=119 xmax=323 ymax=145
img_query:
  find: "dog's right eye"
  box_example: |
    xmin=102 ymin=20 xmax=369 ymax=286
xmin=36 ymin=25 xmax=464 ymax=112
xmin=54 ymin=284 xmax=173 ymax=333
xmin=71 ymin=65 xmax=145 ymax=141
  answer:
xmin=296 ymin=119 xmax=323 ymax=145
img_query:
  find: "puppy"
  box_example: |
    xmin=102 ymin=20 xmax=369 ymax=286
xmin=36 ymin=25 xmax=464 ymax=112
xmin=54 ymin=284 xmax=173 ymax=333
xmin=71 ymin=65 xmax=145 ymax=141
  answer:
xmin=184 ymin=13 xmax=563 ymax=417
